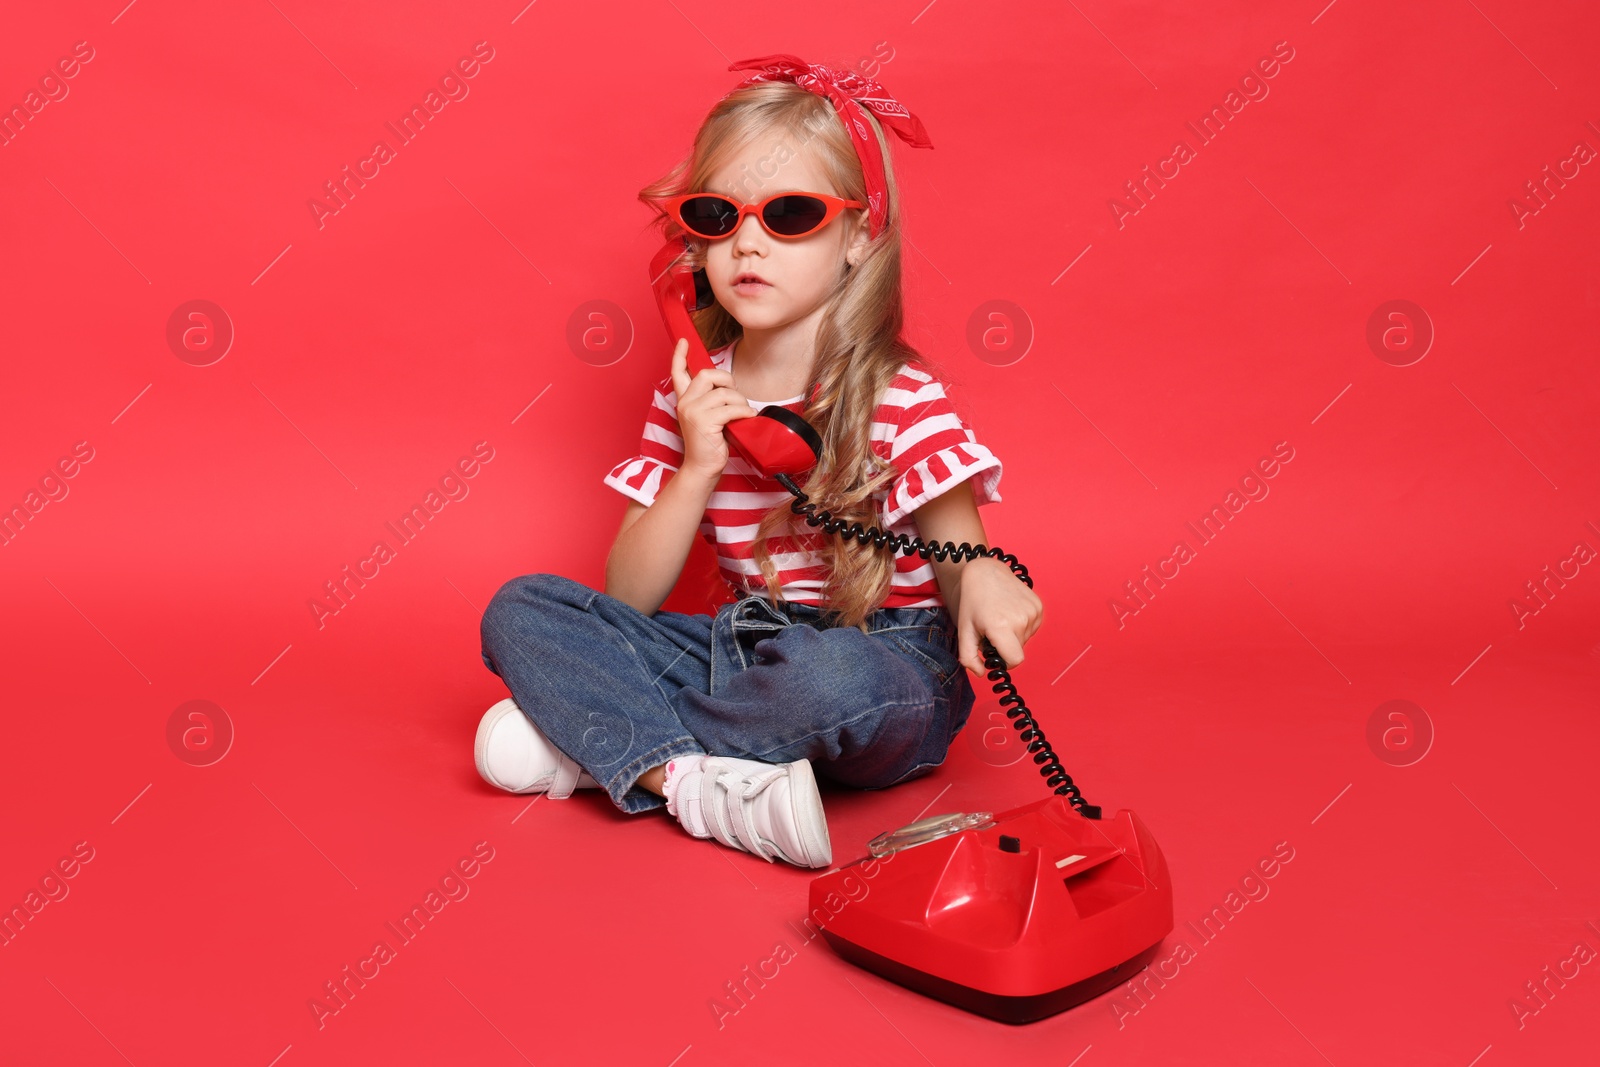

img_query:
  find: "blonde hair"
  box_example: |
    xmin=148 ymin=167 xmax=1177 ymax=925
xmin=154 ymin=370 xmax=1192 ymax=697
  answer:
xmin=638 ymin=80 xmax=938 ymax=631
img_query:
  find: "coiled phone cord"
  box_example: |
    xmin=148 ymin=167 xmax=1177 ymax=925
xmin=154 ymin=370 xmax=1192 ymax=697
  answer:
xmin=775 ymin=473 xmax=1102 ymax=820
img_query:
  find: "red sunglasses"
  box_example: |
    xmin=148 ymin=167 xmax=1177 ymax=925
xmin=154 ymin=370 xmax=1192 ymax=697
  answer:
xmin=662 ymin=191 xmax=863 ymax=240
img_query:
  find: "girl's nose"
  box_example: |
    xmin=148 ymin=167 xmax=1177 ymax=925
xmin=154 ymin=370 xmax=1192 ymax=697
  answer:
xmin=731 ymin=210 xmax=767 ymax=252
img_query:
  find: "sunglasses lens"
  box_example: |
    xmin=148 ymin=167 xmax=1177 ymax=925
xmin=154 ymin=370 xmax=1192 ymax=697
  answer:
xmin=678 ymin=196 xmax=739 ymax=237
xmin=763 ymin=195 xmax=829 ymax=236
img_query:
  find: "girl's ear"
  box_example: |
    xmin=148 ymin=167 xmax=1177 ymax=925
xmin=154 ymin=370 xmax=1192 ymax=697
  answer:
xmin=845 ymin=210 xmax=872 ymax=268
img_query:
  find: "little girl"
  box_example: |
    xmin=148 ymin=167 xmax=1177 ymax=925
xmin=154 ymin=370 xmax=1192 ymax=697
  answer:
xmin=474 ymin=55 xmax=1043 ymax=869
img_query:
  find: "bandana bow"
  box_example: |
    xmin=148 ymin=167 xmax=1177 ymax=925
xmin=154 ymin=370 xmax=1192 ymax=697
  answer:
xmin=726 ymin=54 xmax=933 ymax=238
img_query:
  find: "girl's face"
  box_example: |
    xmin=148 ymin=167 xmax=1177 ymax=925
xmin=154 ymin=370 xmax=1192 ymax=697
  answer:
xmin=700 ymin=140 xmax=870 ymax=333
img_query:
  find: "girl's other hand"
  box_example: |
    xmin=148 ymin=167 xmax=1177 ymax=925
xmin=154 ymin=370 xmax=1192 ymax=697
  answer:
xmin=669 ymin=337 xmax=759 ymax=480
xmin=956 ymin=557 xmax=1044 ymax=676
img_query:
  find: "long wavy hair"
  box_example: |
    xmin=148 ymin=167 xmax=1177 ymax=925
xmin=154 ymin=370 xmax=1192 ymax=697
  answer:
xmin=638 ymin=79 xmax=937 ymax=631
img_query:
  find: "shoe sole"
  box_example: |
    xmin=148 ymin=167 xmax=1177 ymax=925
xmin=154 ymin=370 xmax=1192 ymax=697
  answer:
xmin=784 ymin=758 xmax=833 ymax=869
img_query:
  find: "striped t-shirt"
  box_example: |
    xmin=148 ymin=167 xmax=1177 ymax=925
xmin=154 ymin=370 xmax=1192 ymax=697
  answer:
xmin=603 ymin=342 xmax=1003 ymax=609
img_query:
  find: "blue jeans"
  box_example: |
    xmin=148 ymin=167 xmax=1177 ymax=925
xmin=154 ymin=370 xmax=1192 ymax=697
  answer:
xmin=479 ymin=573 xmax=977 ymax=814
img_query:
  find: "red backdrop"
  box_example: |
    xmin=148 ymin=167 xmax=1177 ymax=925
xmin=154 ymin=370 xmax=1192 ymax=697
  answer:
xmin=2 ymin=2 xmax=1596 ymax=1065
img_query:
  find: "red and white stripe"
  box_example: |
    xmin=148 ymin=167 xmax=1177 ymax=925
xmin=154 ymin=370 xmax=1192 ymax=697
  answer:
xmin=604 ymin=344 xmax=1002 ymax=608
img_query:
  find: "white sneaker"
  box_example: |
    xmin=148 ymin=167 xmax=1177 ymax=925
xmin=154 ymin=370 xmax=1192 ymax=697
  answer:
xmin=668 ymin=755 xmax=832 ymax=869
xmin=474 ymin=698 xmax=601 ymax=797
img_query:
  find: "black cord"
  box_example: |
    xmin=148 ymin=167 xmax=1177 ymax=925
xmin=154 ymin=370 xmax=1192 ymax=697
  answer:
xmin=775 ymin=473 xmax=1101 ymax=820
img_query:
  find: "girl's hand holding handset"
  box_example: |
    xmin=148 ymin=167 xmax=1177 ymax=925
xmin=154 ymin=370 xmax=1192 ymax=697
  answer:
xmin=670 ymin=337 xmax=760 ymax=480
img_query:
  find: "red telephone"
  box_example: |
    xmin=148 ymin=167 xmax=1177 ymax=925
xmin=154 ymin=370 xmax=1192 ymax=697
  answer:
xmin=648 ymin=234 xmax=1175 ymax=1024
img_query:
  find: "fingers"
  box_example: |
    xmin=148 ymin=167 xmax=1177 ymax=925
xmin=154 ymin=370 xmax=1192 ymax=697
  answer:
xmin=682 ymin=391 xmax=753 ymax=428
xmin=669 ymin=337 xmax=690 ymax=397
xmin=985 ymin=632 xmax=1025 ymax=671
xmin=669 ymin=338 xmax=740 ymax=403
xmin=966 ymin=626 xmax=1024 ymax=673
xmin=1021 ymin=610 xmax=1043 ymax=644
xmin=695 ymin=385 xmax=756 ymax=412
xmin=703 ymin=397 xmax=759 ymax=426
xmin=692 ymin=370 xmax=740 ymax=398
xmin=959 ymin=619 xmax=983 ymax=676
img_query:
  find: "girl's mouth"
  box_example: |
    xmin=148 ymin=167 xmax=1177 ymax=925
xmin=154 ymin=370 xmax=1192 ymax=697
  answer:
xmin=732 ymin=278 xmax=772 ymax=297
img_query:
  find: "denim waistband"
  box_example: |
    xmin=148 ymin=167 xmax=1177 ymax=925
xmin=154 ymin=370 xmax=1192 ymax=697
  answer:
xmin=724 ymin=593 xmax=951 ymax=636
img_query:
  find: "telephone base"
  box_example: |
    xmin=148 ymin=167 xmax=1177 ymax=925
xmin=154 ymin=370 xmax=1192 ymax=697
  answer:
xmin=808 ymin=798 xmax=1174 ymax=1023
xmin=821 ymin=932 xmax=1163 ymax=1025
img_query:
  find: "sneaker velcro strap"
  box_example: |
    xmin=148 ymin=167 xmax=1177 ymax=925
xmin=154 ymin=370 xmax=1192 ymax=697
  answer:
xmin=693 ymin=770 xmax=734 ymax=848
xmin=700 ymin=768 xmax=753 ymax=855
xmin=701 ymin=762 xmax=782 ymax=861
xmin=548 ymin=752 xmax=583 ymax=799
xmin=720 ymin=773 xmax=768 ymax=860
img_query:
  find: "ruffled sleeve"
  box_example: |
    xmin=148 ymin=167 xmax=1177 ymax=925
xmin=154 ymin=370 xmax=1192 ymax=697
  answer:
xmin=881 ymin=370 xmax=1003 ymax=526
xmin=602 ymin=374 xmax=683 ymax=507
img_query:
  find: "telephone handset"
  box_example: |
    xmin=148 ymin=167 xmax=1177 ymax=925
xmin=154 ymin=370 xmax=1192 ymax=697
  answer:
xmin=647 ymin=234 xmax=1174 ymax=1024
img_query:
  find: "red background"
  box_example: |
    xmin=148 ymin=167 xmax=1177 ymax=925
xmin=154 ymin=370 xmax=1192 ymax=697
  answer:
xmin=2 ymin=1 xmax=1597 ymax=1064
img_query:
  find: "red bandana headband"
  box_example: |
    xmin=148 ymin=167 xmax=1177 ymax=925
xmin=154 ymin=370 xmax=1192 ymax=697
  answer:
xmin=725 ymin=54 xmax=933 ymax=239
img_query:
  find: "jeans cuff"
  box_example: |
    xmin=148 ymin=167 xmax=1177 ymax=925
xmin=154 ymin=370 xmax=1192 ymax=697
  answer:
xmin=605 ymin=738 xmax=707 ymax=814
